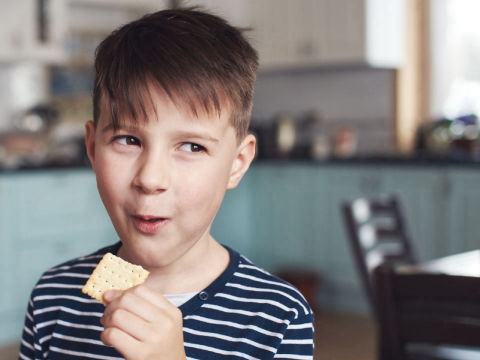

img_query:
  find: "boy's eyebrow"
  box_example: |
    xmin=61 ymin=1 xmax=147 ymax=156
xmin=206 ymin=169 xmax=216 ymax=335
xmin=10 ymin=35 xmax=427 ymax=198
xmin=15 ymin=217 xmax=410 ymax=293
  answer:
xmin=172 ymin=131 xmax=219 ymax=143
xmin=101 ymin=123 xmax=219 ymax=143
xmin=102 ymin=123 xmax=138 ymax=133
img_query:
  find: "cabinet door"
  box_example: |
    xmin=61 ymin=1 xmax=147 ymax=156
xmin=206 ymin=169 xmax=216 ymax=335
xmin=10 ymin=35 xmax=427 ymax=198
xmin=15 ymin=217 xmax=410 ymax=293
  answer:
xmin=0 ymin=1 xmax=27 ymax=61
xmin=447 ymin=170 xmax=480 ymax=255
xmin=325 ymin=167 xmax=385 ymax=313
xmin=248 ymin=0 xmax=324 ymax=69
xmin=383 ymin=169 xmax=448 ymax=261
xmin=10 ymin=170 xmax=112 ymax=242
xmin=249 ymin=164 xmax=329 ymax=273
xmin=182 ymin=0 xmax=249 ymax=27
xmin=0 ymin=0 xmax=67 ymax=63
xmin=211 ymin=170 xmax=254 ymax=257
xmin=182 ymin=0 xmax=404 ymax=69
xmin=319 ymin=0 xmax=366 ymax=65
xmin=328 ymin=167 xmax=384 ymax=265
xmin=2 ymin=170 xmax=118 ymax=345
xmin=0 ymin=177 xmax=13 ymax=315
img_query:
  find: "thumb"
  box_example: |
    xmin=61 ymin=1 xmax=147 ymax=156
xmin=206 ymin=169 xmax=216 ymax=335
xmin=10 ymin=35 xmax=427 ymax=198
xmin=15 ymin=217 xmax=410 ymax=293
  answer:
xmin=103 ymin=289 xmax=121 ymax=304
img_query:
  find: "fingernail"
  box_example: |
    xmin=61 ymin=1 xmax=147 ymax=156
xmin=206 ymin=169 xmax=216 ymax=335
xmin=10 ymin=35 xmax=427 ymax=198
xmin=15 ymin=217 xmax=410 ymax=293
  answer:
xmin=104 ymin=290 xmax=114 ymax=301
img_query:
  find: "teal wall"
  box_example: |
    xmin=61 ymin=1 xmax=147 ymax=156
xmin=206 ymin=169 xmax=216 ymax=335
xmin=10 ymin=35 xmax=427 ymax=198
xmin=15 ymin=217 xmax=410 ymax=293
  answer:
xmin=1 ymin=163 xmax=480 ymax=345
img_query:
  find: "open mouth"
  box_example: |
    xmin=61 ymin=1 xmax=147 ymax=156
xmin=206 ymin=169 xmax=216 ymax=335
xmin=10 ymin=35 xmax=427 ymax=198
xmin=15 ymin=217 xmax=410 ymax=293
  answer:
xmin=133 ymin=216 xmax=169 ymax=234
xmin=135 ymin=215 xmax=166 ymax=222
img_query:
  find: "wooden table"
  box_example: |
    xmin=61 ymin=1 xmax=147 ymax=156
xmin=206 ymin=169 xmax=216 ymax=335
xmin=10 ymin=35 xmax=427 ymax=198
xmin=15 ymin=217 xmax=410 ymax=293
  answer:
xmin=397 ymin=250 xmax=480 ymax=277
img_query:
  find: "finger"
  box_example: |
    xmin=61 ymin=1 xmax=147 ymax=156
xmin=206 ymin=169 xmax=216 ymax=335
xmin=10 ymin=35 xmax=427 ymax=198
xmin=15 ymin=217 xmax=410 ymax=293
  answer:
xmin=101 ymin=326 xmax=142 ymax=360
xmin=102 ymin=307 xmax=150 ymax=342
xmin=102 ymin=288 xmax=165 ymax=325
xmin=103 ymin=289 xmax=122 ymax=304
xmin=127 ymin=284 xmax=174 ymax=309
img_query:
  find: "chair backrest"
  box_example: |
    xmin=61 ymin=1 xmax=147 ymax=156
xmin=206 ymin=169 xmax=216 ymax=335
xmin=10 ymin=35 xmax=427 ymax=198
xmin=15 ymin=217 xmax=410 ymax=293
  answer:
xmin=342 ymin=195 xmax=419 ymax=316
xmin=374 ymin=264 xmax=480 ymax=360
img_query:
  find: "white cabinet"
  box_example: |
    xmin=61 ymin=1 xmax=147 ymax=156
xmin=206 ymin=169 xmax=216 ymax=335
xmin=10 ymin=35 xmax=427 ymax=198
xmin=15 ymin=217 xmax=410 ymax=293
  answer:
xmin=183 ymin=0 xmax=405 ymax=70
xmin=65 ymin=0 xmax=169 ymax=65
xmin=67 ymin=0 xmax=168 ymax=34
xmin=0 ymin=0 xmax=68 ymax=63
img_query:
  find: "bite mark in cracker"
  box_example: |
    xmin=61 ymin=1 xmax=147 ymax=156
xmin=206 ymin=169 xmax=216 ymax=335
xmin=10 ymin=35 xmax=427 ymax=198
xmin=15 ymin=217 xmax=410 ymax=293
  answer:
xmin=82 ymin=253 xmax=150 ymax=306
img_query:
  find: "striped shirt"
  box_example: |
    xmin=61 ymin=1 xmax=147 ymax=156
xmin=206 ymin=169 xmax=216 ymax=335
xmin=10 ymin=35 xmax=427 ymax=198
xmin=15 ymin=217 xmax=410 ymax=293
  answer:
xmin=19 ymin=242 xmax=315 ymax=360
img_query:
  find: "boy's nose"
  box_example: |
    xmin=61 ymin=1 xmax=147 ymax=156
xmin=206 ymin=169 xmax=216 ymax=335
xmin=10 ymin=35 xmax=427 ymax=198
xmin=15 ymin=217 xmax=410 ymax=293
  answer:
xmin=133 ymin=153 xmax=171 ymax=194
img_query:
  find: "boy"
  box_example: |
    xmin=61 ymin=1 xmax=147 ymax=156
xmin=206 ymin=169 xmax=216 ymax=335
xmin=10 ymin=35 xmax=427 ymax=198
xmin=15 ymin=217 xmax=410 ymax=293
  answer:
xmin=19 ymin=7 xmax=314 ymax=360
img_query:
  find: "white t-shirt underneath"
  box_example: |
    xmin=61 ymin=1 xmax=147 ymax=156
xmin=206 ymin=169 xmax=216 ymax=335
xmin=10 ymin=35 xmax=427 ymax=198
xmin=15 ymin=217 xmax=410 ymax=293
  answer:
xmin=164 ymin=292 xmax=198 ymax=307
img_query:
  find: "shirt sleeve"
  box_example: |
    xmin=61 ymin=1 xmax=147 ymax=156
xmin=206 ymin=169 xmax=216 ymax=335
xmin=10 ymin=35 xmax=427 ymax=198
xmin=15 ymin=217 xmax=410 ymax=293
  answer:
xmin=274 ymin=313 xmax=315 ymax=359
xmin=18 ymin=296 xmax=44 ymax=360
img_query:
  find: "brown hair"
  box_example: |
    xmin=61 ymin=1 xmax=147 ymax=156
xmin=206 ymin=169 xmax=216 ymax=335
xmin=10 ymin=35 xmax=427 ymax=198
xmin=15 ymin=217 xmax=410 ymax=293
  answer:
xmin=93 ymin=7 xmax=259 ymax=144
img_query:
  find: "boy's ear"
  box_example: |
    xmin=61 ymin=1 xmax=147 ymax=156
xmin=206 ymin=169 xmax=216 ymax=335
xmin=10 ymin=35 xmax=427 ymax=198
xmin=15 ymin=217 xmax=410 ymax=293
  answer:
xmin=85 ymin=120 xmax=96 ymax=173
xmin=227 ymin=134 xmax=256 ymax=190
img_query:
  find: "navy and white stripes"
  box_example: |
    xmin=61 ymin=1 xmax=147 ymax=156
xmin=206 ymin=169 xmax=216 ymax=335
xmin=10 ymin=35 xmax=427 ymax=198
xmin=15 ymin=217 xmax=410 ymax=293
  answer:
xmin=19 ymin=243 xmax=314 ymax=359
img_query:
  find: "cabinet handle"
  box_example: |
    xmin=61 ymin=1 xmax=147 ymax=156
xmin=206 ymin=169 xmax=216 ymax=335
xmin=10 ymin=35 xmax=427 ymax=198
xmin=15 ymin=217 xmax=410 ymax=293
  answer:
xmin=37 ymin=0 xmax=49 ymax=43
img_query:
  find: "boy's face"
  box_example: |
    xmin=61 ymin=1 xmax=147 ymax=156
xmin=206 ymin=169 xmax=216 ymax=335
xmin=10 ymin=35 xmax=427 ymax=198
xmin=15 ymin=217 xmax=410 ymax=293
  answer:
xmin=85 ymin=87 xmax=255 ymax=269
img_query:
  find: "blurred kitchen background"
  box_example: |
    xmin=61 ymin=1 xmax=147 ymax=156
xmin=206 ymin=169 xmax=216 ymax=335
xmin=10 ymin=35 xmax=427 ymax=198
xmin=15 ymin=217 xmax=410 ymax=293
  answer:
xmin=1 ymin=0 xmax=479 ymax=359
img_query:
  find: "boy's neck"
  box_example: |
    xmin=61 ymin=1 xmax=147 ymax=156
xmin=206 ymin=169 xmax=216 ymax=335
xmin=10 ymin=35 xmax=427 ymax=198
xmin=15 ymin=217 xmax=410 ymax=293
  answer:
xmin=117 ymin=235 xmax=230 ymax=295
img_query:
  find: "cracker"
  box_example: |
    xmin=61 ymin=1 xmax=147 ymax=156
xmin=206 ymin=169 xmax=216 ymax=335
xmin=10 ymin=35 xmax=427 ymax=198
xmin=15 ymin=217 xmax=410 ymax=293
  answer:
xmin=82 ymin=253 xmax=150 ymax=306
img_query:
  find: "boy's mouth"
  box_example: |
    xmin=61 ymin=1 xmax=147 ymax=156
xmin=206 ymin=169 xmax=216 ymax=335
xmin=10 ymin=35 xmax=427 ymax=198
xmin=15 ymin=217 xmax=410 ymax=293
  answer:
xmin=135 ymin=215 xmax=167 ymax=222
xmin=133 ymin=215 xmax=169 ymax=234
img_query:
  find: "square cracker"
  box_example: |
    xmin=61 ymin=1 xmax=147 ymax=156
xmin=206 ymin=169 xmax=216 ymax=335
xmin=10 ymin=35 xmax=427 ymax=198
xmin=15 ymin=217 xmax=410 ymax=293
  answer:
xmin=82 ymin=253 xmax=150 ymax=306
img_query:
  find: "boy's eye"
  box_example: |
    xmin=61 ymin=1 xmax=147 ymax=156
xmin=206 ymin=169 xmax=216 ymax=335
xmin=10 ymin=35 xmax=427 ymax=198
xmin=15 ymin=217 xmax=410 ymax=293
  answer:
xmin=113 ymin=135 xmax=140 ymax=146
xmin=179 ymin=143 xmax=206 ymax=153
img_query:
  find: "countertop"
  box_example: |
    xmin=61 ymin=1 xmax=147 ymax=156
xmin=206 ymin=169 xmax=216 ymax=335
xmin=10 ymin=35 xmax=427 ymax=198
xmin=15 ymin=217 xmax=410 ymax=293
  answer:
xmin=3 ymin=154 xmax=480 ymax=173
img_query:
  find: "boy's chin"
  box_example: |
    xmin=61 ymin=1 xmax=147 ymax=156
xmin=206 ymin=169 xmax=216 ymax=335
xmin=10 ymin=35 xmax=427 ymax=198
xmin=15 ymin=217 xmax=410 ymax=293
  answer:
xmin=118 ymin=239 xmax=180 ymax=268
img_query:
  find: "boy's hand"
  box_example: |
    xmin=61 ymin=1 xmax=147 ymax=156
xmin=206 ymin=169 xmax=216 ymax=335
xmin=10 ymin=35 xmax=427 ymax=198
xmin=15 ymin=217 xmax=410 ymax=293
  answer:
xmin=100 ymin=285 xmax=187 ymax=360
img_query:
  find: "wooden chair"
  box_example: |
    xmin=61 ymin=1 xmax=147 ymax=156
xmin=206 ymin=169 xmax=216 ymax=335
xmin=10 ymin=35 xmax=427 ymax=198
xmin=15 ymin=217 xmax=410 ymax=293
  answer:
xmin=374 ymin=263 xmax=480 ymax=360
xmin=342 ymin=195 xmax=419 ymax=317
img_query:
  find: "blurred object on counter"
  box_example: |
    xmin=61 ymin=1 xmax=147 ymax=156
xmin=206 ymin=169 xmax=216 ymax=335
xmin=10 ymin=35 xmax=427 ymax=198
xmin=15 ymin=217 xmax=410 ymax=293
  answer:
xmin=45 ymin=121 xmax=88 ymax=167
xmin=248 ymin=118 xmax=274 ymax=160
xmin=0 ymin=102 xmax=88 ymax=170
xmin=14 ymin=104 xmax=59 ymax=134
xmin=333 ymin=127 xmax=358 ymax=158
xmin=310 ymin=133 xmax=330 ymax=160
xmin=51 ymin=95 xmax=93 ymax=124
xmin=274 ymin=114 xmax=297 ymax=159
xmin=0 ymin=62 xmax=50 ymax=133
xmin=415 ymin=114 xmax=480 ymax=161
xmin=293 ymin=110 xmax=328 ymax=160
xmin=0 ymin=132 xmax=49 ymax=169
xmin=248 ymin=114 xmax=297 ymax=160
xmin=0 ymin=103 xmax=59 ymax=169
xmin=249 ymin=110 xmax=330 ymax=161
xmin=309 ymin=111 xmax=330 ymax=161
